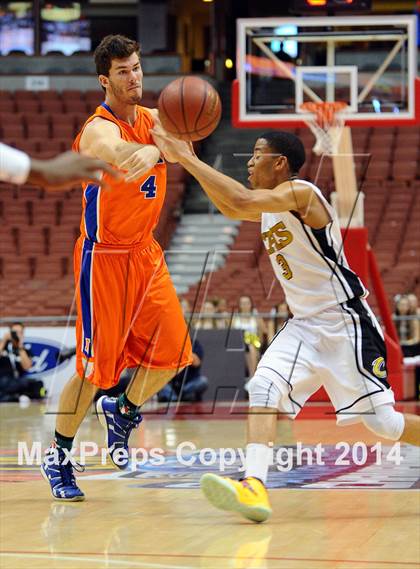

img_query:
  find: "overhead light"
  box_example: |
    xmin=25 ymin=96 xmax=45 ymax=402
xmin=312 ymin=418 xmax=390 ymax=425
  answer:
xmin=306 ymin=0 xmax=327 ymax=5
xmin=225 ymin=58 xmax=233 ymax=69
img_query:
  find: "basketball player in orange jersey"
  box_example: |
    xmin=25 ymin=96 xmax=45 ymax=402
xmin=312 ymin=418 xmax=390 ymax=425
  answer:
xmin=152 ymin=125 xmax=420 ymax=523
xmin=41 ymin=35 xmax=192 ymax=501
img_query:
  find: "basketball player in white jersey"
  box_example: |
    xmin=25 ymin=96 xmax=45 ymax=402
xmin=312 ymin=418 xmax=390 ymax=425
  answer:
xmin=151 ymin=126 xmax=420 ymax=523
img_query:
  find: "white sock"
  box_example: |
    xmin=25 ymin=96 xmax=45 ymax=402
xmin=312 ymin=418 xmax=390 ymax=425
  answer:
xmin=245 ymin=443 xmax=273 ymax=484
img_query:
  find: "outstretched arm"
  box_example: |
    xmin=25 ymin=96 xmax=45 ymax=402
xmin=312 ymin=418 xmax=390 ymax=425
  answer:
xmin=0 ymin=142 xmax=120 ymax=190
xmin=80 ymin=118 xmax=160 ymax=182
xmin=151 ymin=127 xmax=312 ymax=221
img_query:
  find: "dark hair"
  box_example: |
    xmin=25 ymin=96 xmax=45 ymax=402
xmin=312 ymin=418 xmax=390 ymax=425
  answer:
xmin=259 ymin=131 xmax=306 ymax=174
xmin=94 ymin=34 xmax=140 ymax=77
xmin=239 ymin=295 xmax=254 ymax=312
xmin=10 ymin=322 xmax=24 ymax=329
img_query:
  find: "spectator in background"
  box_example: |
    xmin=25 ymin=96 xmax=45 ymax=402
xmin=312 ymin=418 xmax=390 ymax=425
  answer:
xmin=195 ymin=300 xmax=217 ymax=330
xmin=267 ymin=301 xmax=291 ymax=342
xmin=232 ymin=295 xmax=265 ymax=378
xmin=0 ymin=323 xmax=43 ymax=402
xmin=158 ymin=299 xmax=208 ymax=403
xmin=394 ymin=295 xmax=420 ymax=357
xmin=407 ymin=293 xmax=420 ymax=318
xmin=214 ymin=297 xmax=231 ymax=329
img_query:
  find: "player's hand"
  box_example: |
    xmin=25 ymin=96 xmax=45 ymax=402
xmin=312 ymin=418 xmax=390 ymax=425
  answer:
xmin=119 ymin=145 xmax=161 ymax=182
xmin=151 ymin=124 xmax=194 ymax=163
xmin=29 ymin=152 xmax=121 ymax=191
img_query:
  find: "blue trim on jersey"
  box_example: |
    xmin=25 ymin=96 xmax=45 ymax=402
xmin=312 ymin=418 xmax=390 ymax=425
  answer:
xmin=80 ymin=239 xmax=94 ymax=358
xmin=84 ymin=184 xmax=99 ymax=242
xmin=101 ymin=102 xmax=117 ymax=118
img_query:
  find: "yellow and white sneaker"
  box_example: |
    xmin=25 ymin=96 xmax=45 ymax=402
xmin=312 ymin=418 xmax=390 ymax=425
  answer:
xmin=200 ymin=473 xmax=272 ymax=523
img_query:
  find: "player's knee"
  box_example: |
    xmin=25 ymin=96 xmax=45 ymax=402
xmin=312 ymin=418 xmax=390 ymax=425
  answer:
xmin=362 ymin=404 xmax=405 ymax=441
xmin=247 ymin=374 xmax=280 ymax=408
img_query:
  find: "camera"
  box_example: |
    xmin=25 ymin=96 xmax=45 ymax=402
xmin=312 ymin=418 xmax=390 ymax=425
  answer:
xmin=10 ymin=331 xmax=19 ymax=344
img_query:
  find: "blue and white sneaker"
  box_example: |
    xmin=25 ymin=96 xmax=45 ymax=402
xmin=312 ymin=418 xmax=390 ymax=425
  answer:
xmin=41 ymin=446 xmax=85 ymax=501
xmin=96 ymin=396 xmax=143 ymax=470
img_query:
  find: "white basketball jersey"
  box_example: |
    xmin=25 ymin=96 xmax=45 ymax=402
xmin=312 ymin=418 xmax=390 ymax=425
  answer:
xmin=261 ymin=180 xmax=367 ymax=319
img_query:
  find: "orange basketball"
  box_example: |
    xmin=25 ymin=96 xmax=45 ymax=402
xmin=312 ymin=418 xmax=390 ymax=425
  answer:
xmin=158 ymin=76 xmax=222 ymax=142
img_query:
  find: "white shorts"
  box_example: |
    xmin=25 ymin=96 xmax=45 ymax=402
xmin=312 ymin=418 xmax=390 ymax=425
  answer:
xmin=254 ymin=297 xmax=395 ymax=425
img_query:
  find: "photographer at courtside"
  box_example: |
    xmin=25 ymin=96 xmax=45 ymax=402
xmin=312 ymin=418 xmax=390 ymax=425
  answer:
xmin=0 ymin=322 xmax=40 ymax=402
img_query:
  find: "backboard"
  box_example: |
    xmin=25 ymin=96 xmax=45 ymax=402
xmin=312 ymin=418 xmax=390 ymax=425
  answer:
xmin=233 ymin=15 xmax=419 ymax=128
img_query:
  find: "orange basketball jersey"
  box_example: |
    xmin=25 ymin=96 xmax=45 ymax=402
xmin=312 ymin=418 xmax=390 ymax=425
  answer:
xmin=73 ymin=103 xmax=167 ymax=245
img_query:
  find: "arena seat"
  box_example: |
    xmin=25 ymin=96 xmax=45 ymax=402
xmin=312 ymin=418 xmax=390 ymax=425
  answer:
xmin=37 ymin=90 xmax=60 ymax=101
xmin=0 ymin=100 xmax=15 ymax=112
xmin=51 ymin=123 xmax=75 ymax=139
xmin=16 ymin=100 xmax=40 ymax=113
xmin=0 ymin=112 xmax=20 ymax=126
xmin=2 ymin=123 xmax=25 ymax=139
xmin=14 ymin=90 xmax=36 ymax=100
xmin=40 ymin=100 xmax=64 ymax=113
xmin=61 ymin=90 xmax=84 ymax=101
xmin=27 ymin=124 xmax=50 ymax=139
xmin=63 ymin=100 xmax=87 ymax=114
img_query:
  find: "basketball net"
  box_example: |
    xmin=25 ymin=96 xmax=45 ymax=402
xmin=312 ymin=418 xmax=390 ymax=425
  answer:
xmin=300 ymin=101 xmax=347 ymax=156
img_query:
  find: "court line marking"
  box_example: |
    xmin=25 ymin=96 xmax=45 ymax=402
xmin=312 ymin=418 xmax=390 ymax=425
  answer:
xmin=0 ymin=553 xmax=182 ymax=569
xmin=1 ymin=550 xmax=418 ymax=566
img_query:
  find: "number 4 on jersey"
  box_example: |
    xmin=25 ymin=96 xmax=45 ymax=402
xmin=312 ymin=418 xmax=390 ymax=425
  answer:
xmin=140 ymin=175 xmax=157 ymax=199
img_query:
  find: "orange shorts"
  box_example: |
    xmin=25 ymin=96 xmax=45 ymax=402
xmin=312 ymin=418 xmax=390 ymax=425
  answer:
xmin=73 ymin=236 xmax=192 ymax=389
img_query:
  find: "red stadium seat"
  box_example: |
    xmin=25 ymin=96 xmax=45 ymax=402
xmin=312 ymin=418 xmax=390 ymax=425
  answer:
xmin=0 ymin=112 xmax=21 ymax=125
xmin=62 ymin=90 xmax=84 ymax=101
xmin=49 ymin=112 xmax=70 ymax=124
xmin=85 ymin=90 xmax=103 ymax=102
xmin=37 ymin=90 xmax=60 ymax=101
xmin=22 ymin=112 xmax=50 ymax=127
xmin=0 ymin=90 xmax=12 ymax=100
xmin=2 ymin=123 xmax=25 ymax=139
xmin=63 ymin=100 xmax=87 ymax=113
xmin=27 ymin=123 xmax=50 ymax=139
xmin=0 ymin=100 xmax=15 ymax=112
xmin=40 ymin=100 xmax=64 ymax=113
xmin=51 ymin=123 xmax=75 ymax=139
xmin=16 ymin=100 xmax=40 ymax=113
xmin=392 ymin=162 xmax=418 ymax=180
xmin=14 ymin=90 xmax=37 ymax=100
xmin=394 ymin=147 xmax=418 ymax=161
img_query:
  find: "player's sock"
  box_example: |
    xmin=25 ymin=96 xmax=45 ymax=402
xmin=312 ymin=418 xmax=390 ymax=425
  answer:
xmin=245 ymin=443 xmax=272 ymax=484
xmin=54 ymin=430 xmax=74 ymax=452
xmin=118 ymin=393 xmax=140 ymax=419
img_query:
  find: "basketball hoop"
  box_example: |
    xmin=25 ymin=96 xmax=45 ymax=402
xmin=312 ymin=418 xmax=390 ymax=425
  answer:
xmin=300 ymin=101 xmax=348 ymax=156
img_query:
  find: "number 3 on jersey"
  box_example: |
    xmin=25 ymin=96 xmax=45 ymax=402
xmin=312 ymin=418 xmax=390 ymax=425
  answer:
xmin=276 ymin=253 xmax=293 ymax=280
xmin=140 ymin=175 xmax=157 ymax=199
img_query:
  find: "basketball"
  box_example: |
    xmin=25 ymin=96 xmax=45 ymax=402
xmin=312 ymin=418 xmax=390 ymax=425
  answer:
xmin=158 ymin=76 xmax=222 ymax=142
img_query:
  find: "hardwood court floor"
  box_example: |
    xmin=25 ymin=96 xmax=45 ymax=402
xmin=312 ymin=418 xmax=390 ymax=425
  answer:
xmin=0 ymin=401 xmax=419 ymax=569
